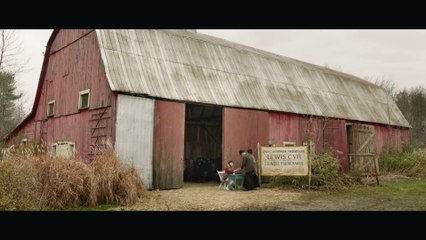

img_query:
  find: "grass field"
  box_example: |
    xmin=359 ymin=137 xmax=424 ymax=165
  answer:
xmin=298 ymin=176 xmax=426 ymax=211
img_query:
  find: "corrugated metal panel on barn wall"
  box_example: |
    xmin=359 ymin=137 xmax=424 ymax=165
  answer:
xmin=115 ymin=95 xmax=154 ymax=189
xmin=153 ymin=100 xmax=185 ymax=189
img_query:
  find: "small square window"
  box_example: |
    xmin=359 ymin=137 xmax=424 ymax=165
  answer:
xmin=79 ymin=89 xmax=90 ymax=110
xmin=47 ymin=100 xmax=55 ymax=117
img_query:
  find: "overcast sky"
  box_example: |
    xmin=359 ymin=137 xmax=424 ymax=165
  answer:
xmin=13 ymin=29 xmax=426 ymax=113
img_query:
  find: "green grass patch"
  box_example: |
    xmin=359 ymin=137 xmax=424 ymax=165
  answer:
xmin=303 ymin=177 xmax=426 ymax=210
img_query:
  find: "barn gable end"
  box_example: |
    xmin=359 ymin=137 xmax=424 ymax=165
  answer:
xmin=6 ymin=30 xmax=115 ymax=160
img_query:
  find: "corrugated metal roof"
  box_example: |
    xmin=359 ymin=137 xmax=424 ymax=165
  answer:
xmin=95 ymin=30 xmax=410 ymax=128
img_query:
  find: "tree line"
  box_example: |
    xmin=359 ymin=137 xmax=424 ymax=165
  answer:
xmin=372 ymin=77 xmax=426 ymax=147
xmin=0 ymin=30 xmax=26 ymax=147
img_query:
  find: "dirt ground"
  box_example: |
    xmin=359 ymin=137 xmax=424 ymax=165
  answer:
xmin=115 ymin=175 xmax=421 ymax=211
xmin=113 ymin=182 xmax=297 ymax=211
xmin=116 ymin=182 xmax=320 ymax=211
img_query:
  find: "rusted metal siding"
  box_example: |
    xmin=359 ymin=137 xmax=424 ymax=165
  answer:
xmin=153 ymin=100 xmax=185 ymax=189
xmin=95 ymin=29 xmax=409 ymax=128
xmin=222 ymin=108 xmax=269 ymax=169
xmin=7 ymin=30 xmax=115 ymax=162
xmin=115 ymin=95 xmax=154 ymax=189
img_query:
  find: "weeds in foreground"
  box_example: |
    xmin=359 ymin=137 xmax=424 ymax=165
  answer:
xmin=1 ymin=145 xmax=145 ymax=210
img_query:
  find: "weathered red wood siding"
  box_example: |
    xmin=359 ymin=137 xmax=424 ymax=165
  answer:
xmin=269 ymin=112 xmax=305 ymax=146
xmin=153 ymin=100 xmax=185 ymax=189
xmin=322 ymin=119 xmax=349 ymax=171
xmin=268 ymin=113 xmax=349 ymax=171
xmin=222 ymin=108 xmax=269 ymax=169
xmin=5 ymin=121 xmax=40 ymax=146
xmin=6 ymin=30 xmax=115 ymax=162
xmin=375 ymin=124 xmax=410 ymax=156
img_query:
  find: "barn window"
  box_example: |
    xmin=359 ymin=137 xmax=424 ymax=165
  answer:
xmin=79 ymin=89 xmax=90 ymax=110
xmin=47 ymin=100 xmax=55 ymax=117
xmin=52 ymin=141 xmax=75 ymax=158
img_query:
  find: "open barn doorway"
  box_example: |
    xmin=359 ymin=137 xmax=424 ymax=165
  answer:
xmin=184 ymin=104 xmax=223 ymax=183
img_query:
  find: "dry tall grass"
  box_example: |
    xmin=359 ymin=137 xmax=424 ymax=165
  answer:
xmin=1 ymin=144 xmax=145 ymax=210
xmin=34 ymin=156 xmax=97 ymax=209
xmin=91 ymin=150 xmax=145 ymax=206
xmin=0 ymin=158 xmax=41 ymax=210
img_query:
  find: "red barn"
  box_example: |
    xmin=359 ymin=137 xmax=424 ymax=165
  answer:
xmin=4 ymin=30 xmax=410 ymax=189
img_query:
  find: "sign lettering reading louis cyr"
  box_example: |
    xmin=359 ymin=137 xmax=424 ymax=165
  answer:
xmin=260 ymin=146 xmax=308 ymax=176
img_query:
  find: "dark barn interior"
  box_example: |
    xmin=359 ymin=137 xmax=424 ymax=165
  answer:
xmin=184 ymin=104 xmax=223 ymax=182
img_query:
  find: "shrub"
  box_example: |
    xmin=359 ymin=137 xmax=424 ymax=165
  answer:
xmin=379 ymin=145 xmax=426 ymax=177
xmin=270 ymin=151 xmax=360 ymax=190
xmin=0 ymin=158 xmax=40 ymax=210
xmin=1 ymin=143 xmax=146 ymax=210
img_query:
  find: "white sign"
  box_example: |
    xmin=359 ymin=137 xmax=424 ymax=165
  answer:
xmin=260 ymin=146 xmax=308 ymax=176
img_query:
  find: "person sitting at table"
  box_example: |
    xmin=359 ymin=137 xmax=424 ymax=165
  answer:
xmin=223 ymin=160 xmax=235 ymax=190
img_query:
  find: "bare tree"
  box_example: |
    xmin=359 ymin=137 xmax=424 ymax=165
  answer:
xmin=0 ymin=30 xmax=28 ymax=74
xmin=365 ymin=75 xmax=397 ymax=98
xmin=0 ymin=30 xmax=28 ymax=146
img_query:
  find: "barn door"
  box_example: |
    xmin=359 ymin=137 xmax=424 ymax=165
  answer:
xmin=348 ymin=123 xmax=377 ymax=174
xmin=153 ymin=100 xmax=185 ymax=189
xmin=322 ymin=119 xmax=349 ymax=171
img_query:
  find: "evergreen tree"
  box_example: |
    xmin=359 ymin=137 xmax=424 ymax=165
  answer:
xmin=0 ymin=30 xmax=27 ymax=147
xmin=0 ymin=71 xmax=22 ymax=142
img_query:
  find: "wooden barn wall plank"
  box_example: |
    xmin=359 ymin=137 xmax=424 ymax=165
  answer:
xmin=153 ymin=100 xmax=185 ymax=189
xmin=7 ymin=30 xmax=115 ymax=161
xmin=222 ymin=108 xmax=269 ymax=169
